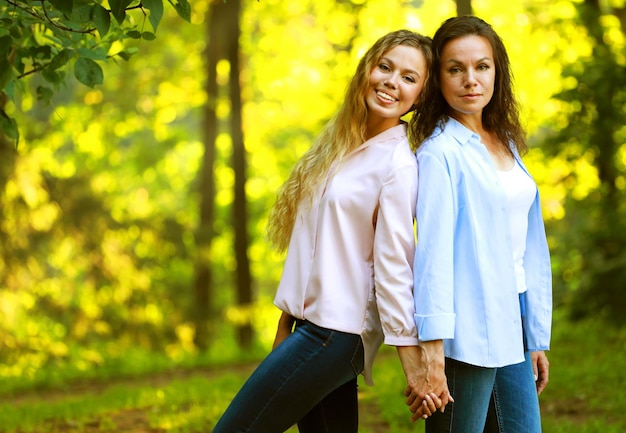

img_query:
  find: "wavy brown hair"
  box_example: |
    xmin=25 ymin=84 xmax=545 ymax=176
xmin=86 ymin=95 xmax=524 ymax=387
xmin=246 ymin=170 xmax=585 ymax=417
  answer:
xmin=268 ymin=29 xmax=433 ymax=251
xmin=409 ymin=15 xmax=527 ymax=155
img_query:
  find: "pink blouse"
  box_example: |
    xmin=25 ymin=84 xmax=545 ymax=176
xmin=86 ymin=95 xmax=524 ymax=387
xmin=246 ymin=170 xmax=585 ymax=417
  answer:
xmin=274 ymin=124 xmax=418 ymax=385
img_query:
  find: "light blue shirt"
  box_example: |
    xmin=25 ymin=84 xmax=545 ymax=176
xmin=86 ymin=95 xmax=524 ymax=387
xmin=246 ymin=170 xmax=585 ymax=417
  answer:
xmin=413 ymin=118 xmax=552 ymax=368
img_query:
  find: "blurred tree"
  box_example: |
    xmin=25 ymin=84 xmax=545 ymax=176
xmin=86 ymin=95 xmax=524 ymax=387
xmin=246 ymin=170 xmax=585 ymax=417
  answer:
xmin=196 ymin=0 xmax=252 ymax=349
xmin=193 ymin=2 xmax=219 ymax=351
xmin=224 ymin=0 xmax=254 ymax=349
xmin=457 ymin=0 xmax=472 ymax=15
xmin=544 ymin=0 xmax=626 ymax=323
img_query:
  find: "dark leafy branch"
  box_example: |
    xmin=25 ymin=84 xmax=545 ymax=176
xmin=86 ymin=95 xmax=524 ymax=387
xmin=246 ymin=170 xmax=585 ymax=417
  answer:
xmin=0 ymin=0 xmax=191 ymax=141
xmin=40 ymin=0 xmax=96 ymax=34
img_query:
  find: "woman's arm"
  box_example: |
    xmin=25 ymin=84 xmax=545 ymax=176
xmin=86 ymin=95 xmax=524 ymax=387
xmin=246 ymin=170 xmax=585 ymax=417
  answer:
xmin=399 ymin=342 xmax=453 ymax=421
xmin=272 ymin=312 xmax=295 ymax=350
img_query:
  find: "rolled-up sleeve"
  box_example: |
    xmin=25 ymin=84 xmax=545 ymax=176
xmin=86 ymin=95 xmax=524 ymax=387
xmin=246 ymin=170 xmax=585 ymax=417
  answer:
xmin=414 ymin=149 xmax=456 ymax=342
xmin=374 ymin=161 xmax=419 ymax=346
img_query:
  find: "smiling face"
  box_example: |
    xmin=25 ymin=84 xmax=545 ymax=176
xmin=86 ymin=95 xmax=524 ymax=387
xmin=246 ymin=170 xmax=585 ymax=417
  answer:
xmin=439 ymin=35 xmax=496 ymax=119
xmin=365 ymin=44 xmax=427 ymax=136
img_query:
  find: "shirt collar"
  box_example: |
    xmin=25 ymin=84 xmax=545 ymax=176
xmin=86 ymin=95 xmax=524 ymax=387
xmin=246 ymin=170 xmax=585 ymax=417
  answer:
xmin=358 ymin=123 xmax=407 ymax=151
xmin=444 ymin=117 xmax=523 ymax=161
xmin=443 ymin=117 xmax=480 ymax=146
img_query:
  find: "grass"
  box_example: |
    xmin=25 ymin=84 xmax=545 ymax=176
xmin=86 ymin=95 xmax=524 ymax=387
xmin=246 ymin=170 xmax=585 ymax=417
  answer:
xmin=0 ymin=312 xmax=623 ymax=432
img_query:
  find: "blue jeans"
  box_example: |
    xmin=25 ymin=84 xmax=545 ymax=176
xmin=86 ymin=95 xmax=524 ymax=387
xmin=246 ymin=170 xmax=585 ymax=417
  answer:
xmin=427 ymin=295 xmax=542 ymax=433
xmin=426 ymin=294 xmax=541 ymax=433
xmin=425 ymin=353 xmax=542 ymax=433
xmin=212 ymin=320 xmax=365 ymax=433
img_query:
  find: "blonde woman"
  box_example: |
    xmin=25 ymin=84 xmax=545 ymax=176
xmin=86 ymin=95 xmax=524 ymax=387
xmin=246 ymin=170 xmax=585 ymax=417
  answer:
xmin=213 ymin=30 xmax=441 ymax=433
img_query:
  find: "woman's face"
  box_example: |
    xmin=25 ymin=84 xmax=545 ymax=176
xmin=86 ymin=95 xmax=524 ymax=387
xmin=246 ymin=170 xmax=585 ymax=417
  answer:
xmin=365 ymin=44 xmax=427 ymax=133
xmin=439 ymin=35 xmax=495 ymax=118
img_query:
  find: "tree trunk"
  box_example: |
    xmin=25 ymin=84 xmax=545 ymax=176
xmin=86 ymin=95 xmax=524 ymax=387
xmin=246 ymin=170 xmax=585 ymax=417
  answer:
xmin=456 ymin=0 xmax=472 ymax=16
xmin=224 ymin=0 xmax=253 ymax=349
xmin=194 ymin=0 xmax=253 ymax=349
xmin=193 ymin=1 xmax=223 ymax=350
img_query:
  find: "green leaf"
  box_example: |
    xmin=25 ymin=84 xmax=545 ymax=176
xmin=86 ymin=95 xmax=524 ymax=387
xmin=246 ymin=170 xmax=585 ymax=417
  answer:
xmin=0 ymin=58 xmax=12 ymax=91
xmin=0 ymin=36 xmax=11 ymax=58
xmin=109 ymin=0 xmax=132 ymax=24
xmin=3 ymin=80 xmax=15 ymax=102
xmin=29 ymin=45 xmax=52 ymax=61
xmin=0 ymin=109 xmax=19 ymax=143
xmin=77 ymin=47 xmax=108 ymax=61
xmin=168 ymin=0 xmax=191 ymax=22
xmin=36 ymin=85 xmax=54 ymax=103
xmin=74 ymin=57 xmax=103 ymax=88
xmin=41 ymin=68 xmax=64 ymax=85
xmin=141 ymin=32 xmax=156 ymax=41
xmin=72 ymin=4 xmax=93 ymax=23
xmin=143 ymin=0 xmax=164 ymax=32
xmin=116 ymin=47 xmax=138 ymax=61
xmin=92 ymin=4 xmax=111 ymax=38
xmin=0 ymin=22 xmax=10 ymax=38
xmin=48 ymin=48 xmax=75 ymax=71
xmin=126 ymin=30 xmax=142 ymax=39
xmin=48 ymin=0 xmax=73 ymax=16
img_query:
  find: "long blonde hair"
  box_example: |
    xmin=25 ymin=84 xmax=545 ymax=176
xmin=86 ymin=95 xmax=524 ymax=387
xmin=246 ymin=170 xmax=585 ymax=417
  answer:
xmin=268 ymin=30 xmax=433 ymax=251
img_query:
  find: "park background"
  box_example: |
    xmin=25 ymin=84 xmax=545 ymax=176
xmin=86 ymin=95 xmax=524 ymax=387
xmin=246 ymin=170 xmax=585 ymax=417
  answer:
xmin=0 ymin=0 xmax=625 ymax=431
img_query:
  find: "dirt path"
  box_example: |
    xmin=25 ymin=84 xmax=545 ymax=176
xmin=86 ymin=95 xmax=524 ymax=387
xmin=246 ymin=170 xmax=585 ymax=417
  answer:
xmin=5 ymin=362 xmax=391 ymax=433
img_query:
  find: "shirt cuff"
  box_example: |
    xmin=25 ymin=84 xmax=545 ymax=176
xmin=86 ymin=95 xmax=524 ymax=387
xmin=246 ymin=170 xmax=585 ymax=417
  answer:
xmin=415 ymin=313 xmax=456 ymax=342
xmin=384 ymin=335 xmax=420 ymax=347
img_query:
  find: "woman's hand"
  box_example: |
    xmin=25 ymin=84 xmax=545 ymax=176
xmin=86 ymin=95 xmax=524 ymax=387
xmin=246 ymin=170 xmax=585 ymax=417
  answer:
xmin=397 ymin=341 xmax=453 ymax=422
xmin=531 ymin=350 xmax=549 ymax=395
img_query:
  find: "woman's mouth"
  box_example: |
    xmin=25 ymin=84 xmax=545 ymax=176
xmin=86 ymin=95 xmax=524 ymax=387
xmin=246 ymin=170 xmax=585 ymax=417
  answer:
xmin=377 ymin=90 xmax=397 ymax=103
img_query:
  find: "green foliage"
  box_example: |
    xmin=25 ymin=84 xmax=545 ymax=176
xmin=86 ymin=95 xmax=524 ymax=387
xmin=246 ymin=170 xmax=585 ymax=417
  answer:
xmin=539 ymin=1 xmax=626 ymax=322
xmin=0 ymin=0 xmax=191 ymax=139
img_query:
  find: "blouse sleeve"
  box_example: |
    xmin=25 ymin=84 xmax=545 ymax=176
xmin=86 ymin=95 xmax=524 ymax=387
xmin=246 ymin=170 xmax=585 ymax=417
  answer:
xmin=373 ymin=158 xmax=419 ymax=346
xmin=413 ymin=148 xmax=457 ymax=342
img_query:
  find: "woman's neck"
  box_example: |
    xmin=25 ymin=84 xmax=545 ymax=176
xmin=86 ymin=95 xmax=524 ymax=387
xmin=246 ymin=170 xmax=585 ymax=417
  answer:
xmin=366 ymin=118 xmax=401 ymax=140
xmin=450 ymin=113 xmax=513 ymax=170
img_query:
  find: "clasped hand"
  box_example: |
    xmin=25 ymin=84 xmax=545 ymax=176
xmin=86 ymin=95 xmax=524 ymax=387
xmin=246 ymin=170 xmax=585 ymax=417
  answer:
xmin=397 ymin=341 xmax=453 ymax=421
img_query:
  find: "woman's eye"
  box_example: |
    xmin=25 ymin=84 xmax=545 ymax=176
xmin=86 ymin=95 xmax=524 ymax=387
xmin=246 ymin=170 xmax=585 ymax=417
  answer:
xmin=403 ymin=76 xmax=416 ymax=83
xmin=379 ymin=63 xmax=390 ymax=71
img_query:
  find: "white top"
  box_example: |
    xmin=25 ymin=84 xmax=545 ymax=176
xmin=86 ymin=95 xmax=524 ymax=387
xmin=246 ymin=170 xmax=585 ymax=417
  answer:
xmin=497 ymin=160 xmax=537 ymax=294
xmin=274 ymin=124 xmax=418 ymax=385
